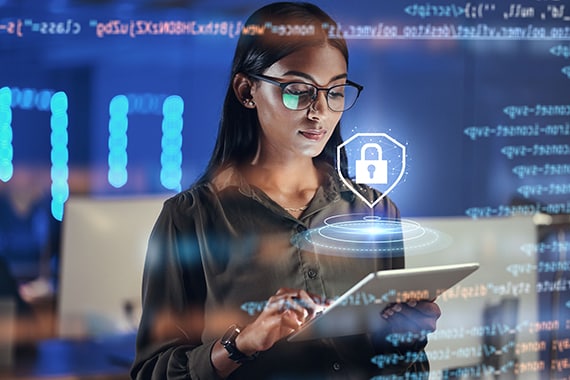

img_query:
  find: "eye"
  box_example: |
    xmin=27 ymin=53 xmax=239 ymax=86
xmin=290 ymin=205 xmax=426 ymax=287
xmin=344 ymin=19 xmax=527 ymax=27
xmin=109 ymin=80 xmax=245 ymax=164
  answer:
xmin=328 ymin=86 xmax=346 ymax=99
xmin=284 ymin=83 xmax=313 ymax=97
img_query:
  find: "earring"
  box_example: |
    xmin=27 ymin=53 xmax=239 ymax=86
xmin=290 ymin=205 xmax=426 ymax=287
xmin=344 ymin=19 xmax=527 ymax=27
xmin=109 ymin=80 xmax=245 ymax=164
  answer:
xmin=243 ymin=99 xmax=255 ymax=107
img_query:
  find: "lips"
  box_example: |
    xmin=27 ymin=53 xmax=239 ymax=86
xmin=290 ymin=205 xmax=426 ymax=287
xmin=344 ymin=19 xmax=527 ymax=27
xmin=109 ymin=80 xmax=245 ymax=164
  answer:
xmin=299 ymin=129 xmax=326 ymax=141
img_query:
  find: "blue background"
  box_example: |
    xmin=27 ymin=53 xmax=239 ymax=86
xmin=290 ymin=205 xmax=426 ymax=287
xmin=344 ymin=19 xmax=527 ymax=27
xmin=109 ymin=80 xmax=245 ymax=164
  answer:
xmin=1 ymin=0 xmax=569 ymax=218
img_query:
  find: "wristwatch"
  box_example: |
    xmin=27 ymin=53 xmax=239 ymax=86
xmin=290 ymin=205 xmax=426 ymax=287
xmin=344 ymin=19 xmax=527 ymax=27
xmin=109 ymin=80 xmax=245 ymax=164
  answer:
xmin=220 ymin=324 xmax=258 ymax=364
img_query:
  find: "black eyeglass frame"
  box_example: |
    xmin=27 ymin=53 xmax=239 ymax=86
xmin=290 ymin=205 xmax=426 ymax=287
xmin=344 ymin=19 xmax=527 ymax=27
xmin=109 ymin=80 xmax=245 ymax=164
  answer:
xmin=247 ymin=73 xmax=364 ymax=112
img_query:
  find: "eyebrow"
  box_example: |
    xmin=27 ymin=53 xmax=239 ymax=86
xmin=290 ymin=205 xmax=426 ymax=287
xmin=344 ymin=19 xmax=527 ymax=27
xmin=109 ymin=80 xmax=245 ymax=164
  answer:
xmin=281 ymin=70 xmax=348 ymax=84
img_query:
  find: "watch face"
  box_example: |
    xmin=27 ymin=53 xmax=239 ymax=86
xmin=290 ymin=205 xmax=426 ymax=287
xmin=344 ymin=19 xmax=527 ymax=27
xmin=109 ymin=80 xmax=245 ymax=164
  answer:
xmin=221 ymin=324 xmax=240 ymax=346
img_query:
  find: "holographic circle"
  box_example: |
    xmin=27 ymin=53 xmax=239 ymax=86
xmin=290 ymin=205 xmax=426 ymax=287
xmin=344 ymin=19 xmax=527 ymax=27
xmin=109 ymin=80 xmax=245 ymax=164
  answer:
xmin=293 ymin=214 xmax=452 ymax=258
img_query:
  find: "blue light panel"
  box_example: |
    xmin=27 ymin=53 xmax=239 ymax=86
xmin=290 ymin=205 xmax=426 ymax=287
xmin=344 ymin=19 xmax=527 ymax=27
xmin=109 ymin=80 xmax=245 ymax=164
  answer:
xmin=50 ymin=91 xmax=69 ymax=221
xmin=160 ymin=95 xmax=183 ymax=192
xmin=0 ymin=87 xmax=13 ymax=182
xmin=108 ymin=95 xmax=129 ymax=188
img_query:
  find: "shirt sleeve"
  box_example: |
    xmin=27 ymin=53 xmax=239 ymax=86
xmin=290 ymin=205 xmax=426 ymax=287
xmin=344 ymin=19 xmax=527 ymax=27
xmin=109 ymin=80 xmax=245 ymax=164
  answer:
xmin=130 ymin=191 xmax=222 ymax=380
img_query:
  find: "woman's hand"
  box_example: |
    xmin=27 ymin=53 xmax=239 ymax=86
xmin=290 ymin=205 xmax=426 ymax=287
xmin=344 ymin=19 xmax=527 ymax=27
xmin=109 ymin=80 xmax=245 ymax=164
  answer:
xmin=212 ymin=287 xmax=324 ymax=377
xmin=381 ymin=300 xmax=441 ymax=338
xmin=236 ymin=288 xmax=323 ymax=354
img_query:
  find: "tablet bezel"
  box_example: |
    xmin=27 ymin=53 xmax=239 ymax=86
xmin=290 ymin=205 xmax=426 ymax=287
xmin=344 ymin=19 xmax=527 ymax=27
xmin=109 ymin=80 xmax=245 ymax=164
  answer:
xmin=287 ymin=262 xmax=480 ymax=342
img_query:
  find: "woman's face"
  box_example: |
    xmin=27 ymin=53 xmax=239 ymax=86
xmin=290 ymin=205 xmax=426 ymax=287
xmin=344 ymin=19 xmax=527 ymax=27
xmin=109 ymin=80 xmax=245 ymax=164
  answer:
xmin=250 ymin=44 xmax=347 ymax=161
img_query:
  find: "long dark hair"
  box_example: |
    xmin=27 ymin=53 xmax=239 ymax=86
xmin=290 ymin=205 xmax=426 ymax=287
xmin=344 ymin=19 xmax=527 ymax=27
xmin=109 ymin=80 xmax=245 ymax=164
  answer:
xmin=198 ymin=2 xmax=350 ymax=184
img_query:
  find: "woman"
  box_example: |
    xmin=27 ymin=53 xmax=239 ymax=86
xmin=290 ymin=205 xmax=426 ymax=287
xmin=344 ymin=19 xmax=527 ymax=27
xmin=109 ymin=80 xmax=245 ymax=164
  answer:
xmin=131 ymin=2 xmax=440 ymax=379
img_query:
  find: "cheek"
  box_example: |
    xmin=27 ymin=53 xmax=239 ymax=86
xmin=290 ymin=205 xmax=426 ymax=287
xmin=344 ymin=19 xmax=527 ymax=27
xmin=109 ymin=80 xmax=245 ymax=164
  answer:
xmin=252 ymin=84 xmax=280 ymax=109
xmin=253 ymin=89 xmax=287 ymax=123
xmin=327 ymin=115 xmax=342 ymax=132
xmin=333 ymin=114 xmax=342 ymax=126
xmin=256 ymin=106 xmax=290 ymax=132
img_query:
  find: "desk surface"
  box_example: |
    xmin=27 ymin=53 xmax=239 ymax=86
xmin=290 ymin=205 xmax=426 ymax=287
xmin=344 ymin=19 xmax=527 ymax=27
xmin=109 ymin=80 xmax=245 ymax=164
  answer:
xmin=1 ymin=333 xmax=135 ymax=380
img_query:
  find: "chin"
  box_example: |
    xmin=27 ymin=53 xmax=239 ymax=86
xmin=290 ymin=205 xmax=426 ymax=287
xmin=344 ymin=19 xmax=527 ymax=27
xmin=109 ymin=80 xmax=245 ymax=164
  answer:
xmin=296 ymin=138 xmax=330 ymax=158
xmin=301 ymin=146 xmax=326 ymax=158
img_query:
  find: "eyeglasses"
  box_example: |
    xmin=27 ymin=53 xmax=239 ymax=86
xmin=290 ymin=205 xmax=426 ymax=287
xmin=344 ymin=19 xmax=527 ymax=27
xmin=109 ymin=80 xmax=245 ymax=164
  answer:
xmin=248 ymin=73 xmax=363 ymax=112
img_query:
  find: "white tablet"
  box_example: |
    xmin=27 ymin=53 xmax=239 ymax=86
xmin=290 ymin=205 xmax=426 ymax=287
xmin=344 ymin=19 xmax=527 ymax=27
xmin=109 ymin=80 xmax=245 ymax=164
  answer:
xmin=287 ymin=262 xmax=479 ymax=342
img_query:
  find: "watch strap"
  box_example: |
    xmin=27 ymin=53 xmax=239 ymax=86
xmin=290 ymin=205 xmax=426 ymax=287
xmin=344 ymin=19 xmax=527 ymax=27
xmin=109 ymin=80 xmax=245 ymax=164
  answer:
xmin=220 ymin=324 xmax=258 ymax=364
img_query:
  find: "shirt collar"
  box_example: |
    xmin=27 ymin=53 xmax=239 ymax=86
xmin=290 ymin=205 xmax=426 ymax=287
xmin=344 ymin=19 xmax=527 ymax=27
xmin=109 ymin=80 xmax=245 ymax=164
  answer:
xmin=210 ymin=163 xmax=356 ymax=213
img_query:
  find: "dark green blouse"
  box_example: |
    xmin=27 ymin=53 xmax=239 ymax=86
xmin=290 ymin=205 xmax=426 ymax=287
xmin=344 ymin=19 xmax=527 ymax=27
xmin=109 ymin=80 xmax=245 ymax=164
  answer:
xmin=131 ymin=166 xmax=429 ymax=379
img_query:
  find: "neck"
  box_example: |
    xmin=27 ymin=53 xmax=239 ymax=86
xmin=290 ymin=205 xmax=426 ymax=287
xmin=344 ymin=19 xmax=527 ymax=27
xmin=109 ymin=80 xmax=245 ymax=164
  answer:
xmin=248 ymin=154 xmax=319 ymax=189
xmin=241 ymin=157 xmax=322 ymax=215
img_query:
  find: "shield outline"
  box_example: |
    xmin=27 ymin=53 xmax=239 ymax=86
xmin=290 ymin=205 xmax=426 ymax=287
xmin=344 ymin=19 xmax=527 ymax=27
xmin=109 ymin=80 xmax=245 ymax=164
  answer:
xmin=337 ymin=132 xmax=406 ymax=208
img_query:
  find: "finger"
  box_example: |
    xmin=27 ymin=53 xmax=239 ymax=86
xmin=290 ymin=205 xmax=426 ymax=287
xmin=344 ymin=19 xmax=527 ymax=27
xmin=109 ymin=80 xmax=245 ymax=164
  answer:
xmin=304 ymin=290 xmax=328 ymax=306
xmin=384 ymin=304 xmax=438 ymax=333
xmin=383 ymin=301 xmax=440 ymax=319
xmin=273 ymin=289 xmax=321 ymax=321
xmin=281 ymin=297 xmax=311 ymax=322
xmin=380 ymin=302 xmax=398 ymax=318
xmin=265 ymin=296 xmax=295 ymax=317
xmin=264 ymin=295 xmax=308 ymax=323
xmin=264 ymin=296 xmax=284 ymax=313
xmin=398 ymin=302 xmax=440 ymax=331
xmin=280 ymin=309 xmax=305 ymax=330
xmin=413 ymin=301 xmax=442 ymax=319
xmin=382 ymin=307 xmax=422 ymax=333
xmin=274 ymin=289 xmax=323 ymax=304
xmin=293 ymin=290 xmax=321 ymax=318
xmin=275 ymin=287 xmax=300 ymax=297
xmin=266 ymin=292 xmax=300 ymax=310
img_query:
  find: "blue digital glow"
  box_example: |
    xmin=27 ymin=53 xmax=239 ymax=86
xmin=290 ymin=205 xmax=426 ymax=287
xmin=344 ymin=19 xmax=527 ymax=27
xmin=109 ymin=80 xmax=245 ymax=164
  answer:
xmin=0 ymin=87 xmax=13 ymax=182
xmin=108 ymin=95 xmax=129 ymax=188
xmin=9 ymin=87 xmax=54 ymax=111
xmin=21 ymin=88 xmax=34 ymax=109
xmin=107 ymin=94 xmax=183 ymax=190
xmin=293 ymin=214 xmax=452 ymax=258
xmin=160 ymin=95 xmax=183 ymax=191
xmin=50 ymin=91 xmax=69 ymax=221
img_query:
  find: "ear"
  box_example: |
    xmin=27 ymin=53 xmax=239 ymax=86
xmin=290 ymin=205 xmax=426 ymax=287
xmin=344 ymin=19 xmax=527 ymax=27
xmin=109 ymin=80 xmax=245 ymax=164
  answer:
xmin=232 ymin=73 xmax=256 ymax=108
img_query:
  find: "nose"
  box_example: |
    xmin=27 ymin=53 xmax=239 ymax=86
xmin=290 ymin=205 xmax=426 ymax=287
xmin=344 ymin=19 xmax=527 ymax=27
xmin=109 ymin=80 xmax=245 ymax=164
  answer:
xmin=307 ymin=90 xmax=328 ymax=119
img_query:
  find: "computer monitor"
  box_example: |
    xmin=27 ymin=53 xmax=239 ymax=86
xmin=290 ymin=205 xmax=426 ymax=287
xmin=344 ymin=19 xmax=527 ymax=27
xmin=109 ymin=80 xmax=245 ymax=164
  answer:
xmin=57 ymin=195 xmax=168 ymax=338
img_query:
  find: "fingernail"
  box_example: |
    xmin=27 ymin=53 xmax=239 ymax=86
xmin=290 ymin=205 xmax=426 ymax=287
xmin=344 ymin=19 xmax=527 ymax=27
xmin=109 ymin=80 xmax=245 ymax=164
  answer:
xmin=393 ymin=304 xmax=402 ymax=312
xmin=408 ymin=300 xmax=417 ymax=307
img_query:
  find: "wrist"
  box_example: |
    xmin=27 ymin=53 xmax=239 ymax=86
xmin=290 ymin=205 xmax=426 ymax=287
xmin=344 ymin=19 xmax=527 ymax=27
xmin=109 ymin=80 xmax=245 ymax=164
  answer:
xmin=234 ymin=329 xmax=258 ymax=357
xmin=220 ymin=324 xmax=258 ymax=364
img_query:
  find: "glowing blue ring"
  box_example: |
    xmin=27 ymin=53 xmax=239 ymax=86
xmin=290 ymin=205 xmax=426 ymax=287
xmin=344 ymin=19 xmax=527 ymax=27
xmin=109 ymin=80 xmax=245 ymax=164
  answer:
xmin=293 ymin=214 xmax=452 ymax=258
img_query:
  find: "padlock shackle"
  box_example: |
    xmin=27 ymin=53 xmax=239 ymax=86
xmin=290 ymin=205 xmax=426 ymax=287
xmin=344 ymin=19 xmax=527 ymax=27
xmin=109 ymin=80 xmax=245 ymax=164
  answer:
xmin=360 ymin=143 xmax=382 ymax=160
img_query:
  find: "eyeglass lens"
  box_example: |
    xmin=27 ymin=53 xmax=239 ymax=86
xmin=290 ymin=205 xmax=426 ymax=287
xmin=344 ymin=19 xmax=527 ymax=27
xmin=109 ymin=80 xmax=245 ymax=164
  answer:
xmin=281 ymin=83 xmax=359 ymax=112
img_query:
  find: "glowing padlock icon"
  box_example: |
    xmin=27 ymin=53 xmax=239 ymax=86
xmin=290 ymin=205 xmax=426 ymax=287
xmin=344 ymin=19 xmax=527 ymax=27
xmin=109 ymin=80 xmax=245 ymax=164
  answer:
xmin=355 ymin=143 xmax=388 ymax=184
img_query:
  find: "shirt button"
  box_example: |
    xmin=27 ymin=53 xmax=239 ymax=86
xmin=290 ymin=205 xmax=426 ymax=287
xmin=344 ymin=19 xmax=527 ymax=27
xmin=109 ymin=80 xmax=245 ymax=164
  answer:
xmin=296 ymin=224 xmax=307 ymax=233
xmin=332 ymin=362 xmax=341 ymax=371
xmin=307 ymin=269 xmax=318 ymax=279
